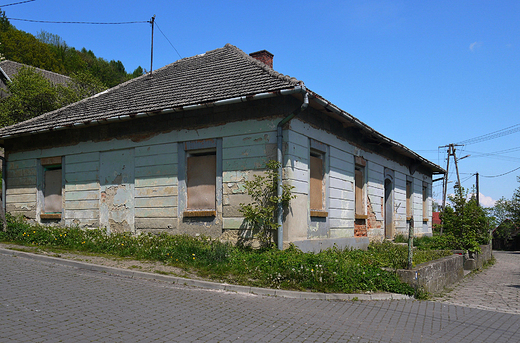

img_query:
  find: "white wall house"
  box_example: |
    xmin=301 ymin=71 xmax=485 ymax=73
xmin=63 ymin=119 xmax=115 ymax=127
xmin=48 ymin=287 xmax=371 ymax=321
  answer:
xmin=0 ymin=45 xmax=444 ymax=252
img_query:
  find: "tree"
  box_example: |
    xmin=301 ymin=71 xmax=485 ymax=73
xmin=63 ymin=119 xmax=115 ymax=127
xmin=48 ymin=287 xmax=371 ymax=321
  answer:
xmin=0 ymin=66 xmax=107 ymax=127
xmin=0 ymin=66 xmax=60 ymax=126
xmin=440 ymin=186 xmax=490 ymax=253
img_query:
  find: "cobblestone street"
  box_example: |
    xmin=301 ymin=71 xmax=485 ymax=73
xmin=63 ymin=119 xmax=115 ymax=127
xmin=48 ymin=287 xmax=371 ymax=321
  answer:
xmin=1 ymin=249 xmax=519 ymax=342
xmin=433 ymin=251 xmax=520 ymax=314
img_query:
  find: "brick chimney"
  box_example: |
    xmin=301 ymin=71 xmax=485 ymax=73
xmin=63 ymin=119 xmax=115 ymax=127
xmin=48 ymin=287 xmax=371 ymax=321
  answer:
xmin=249 ymin=50 xmax=274 ymax=68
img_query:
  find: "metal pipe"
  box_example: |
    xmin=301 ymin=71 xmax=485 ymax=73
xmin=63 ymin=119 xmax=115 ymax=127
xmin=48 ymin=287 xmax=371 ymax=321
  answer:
xmin=276 ymin=85 xmax=308 ymax=250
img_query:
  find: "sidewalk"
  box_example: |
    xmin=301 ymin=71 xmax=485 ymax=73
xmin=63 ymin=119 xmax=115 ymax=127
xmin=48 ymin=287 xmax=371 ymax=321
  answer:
xmin=433 ymin=251 xmax=520 ymax=314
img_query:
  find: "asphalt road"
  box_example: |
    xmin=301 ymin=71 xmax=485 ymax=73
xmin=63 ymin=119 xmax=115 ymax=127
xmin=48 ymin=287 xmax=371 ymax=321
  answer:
xmin=1 ymin=251 xmax=519 ymax=342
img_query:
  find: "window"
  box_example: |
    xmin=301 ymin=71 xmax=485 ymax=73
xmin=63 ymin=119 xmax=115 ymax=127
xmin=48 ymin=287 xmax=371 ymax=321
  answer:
xmin=422 ymin=182 xmax=428 ymax=221
xmin=406 ymin=178 xmax=413 ymax=220
xmin=40 ymin=157 xmax=62 ymax=220
xmin=309 ymin=140 xmax=327 ymax=218
xmin=354 ymin=156 xmax=366 ymax=219
xmin=187 ymin=150 xmax=216 ymax=213
xmin=182 ymin=138 xmax=220 ymax=218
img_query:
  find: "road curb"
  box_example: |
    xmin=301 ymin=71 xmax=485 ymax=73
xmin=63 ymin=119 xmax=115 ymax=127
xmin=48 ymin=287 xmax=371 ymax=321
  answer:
xmin=0 ymin=247 xmax=413 ymax=301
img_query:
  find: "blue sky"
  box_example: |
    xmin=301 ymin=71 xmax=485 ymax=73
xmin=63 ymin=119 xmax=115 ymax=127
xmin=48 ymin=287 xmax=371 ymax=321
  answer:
xmin=3 ymin=0 xmax=520 ymax=207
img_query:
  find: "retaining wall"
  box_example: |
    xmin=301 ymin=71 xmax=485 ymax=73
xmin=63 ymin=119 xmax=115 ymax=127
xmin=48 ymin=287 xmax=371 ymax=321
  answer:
xmin=396 ymin=254 xmax=464 ymax=295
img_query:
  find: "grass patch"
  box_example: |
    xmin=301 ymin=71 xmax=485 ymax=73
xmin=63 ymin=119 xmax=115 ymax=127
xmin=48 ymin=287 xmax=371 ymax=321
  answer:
xmin=0 ymin=215 xmax=451 ymax=296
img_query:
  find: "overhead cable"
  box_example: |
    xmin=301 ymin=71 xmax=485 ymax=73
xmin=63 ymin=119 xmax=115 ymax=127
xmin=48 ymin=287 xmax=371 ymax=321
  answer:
xmin=480 ymin=166 xmax=520 ymax=178
xmin=457 ymin=123 xmax=520 ymax=145
xmin=0 ymin=0 xmax=35 ymax=7
xmin=154 ymin=20 xmax=182 ymax=59
xmin=7 ymin=17 xmax=149 ymax=24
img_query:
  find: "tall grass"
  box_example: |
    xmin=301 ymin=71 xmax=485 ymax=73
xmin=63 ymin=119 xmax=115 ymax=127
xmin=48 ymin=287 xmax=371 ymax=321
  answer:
xmin=0 ymin=215 xmax=450 ymax=296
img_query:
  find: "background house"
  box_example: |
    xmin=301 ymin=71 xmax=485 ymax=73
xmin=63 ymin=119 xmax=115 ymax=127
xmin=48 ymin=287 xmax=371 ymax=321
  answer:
xmin=0 ymin=44 xmax=444 ymax=251
xmin=0 ymin=60 xmax=70 ymax=98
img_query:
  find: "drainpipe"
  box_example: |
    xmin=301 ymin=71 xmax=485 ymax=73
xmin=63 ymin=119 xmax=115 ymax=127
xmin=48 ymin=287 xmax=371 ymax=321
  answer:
xmin=276 ymin=85 xmax=308 ymax=250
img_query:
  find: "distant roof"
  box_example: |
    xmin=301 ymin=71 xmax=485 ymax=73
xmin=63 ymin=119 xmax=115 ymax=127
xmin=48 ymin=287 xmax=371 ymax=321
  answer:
xmin=0 ymin=60 xmax=71 ymax=86
xmin=0 ymin=44 xmax=445 ymax=174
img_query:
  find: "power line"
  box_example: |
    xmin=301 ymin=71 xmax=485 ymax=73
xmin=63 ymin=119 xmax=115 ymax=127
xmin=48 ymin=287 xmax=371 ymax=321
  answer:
xmin=7 ymin=17 xmax=149 ymax=25
xmin=155 ymin=20 xmax=182 ymax=59
xmin=456 ymin=123 xmax=520 ymax=146
xmin=0 ymin=0 xmax=35 ymax=7
xmin=480 ymin=166 xmax=520 ymax=178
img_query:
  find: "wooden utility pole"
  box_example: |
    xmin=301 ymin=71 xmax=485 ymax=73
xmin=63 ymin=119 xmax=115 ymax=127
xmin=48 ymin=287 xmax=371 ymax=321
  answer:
xmin=440 ymin=143 xmax=465 ymax=210
xmin=150 ymin=15 xmax=156 ymax=75
xmin=476 ymin=172 xmax=480 ymax=206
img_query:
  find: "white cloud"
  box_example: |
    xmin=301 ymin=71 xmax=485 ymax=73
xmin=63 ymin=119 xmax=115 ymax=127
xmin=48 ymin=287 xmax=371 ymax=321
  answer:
xmin=478 ymin=193 xmax=495 ymax=207
xmin=469 ymin=41 xmax=482 ymax=52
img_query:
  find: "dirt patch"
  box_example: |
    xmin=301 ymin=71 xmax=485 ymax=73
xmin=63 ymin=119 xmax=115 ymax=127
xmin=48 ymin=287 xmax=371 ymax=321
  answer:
xmin=0 ymin=242 xmax=205 ymax=281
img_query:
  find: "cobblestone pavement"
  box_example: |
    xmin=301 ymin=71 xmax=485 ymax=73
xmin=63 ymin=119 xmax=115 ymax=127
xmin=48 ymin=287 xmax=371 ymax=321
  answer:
xmin=1 ymin=253 xmax=519 ymax=342
xmin=433 ymin=251 xmax=520 ymax=315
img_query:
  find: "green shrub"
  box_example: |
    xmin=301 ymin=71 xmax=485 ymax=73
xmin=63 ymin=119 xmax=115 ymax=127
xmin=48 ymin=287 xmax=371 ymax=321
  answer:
xmin=1 ymin=215 xmax=456 ymax=296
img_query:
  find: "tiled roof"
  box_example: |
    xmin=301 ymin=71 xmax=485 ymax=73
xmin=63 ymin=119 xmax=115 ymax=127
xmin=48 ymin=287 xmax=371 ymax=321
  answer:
xmin=0 ymin=44 xmax=300 ymax=137
xmin=0 ymin=60 xmax=71 ymax=86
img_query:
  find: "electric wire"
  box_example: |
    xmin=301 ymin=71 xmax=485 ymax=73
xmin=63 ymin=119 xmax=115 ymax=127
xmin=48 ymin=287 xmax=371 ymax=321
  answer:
xmin=456 ymin=123 xmax=520 ymax=146
xmin=154 ymin=20 xmax=182 ymax=59
xmin=480 ymin=166 xmax=520 ymax=178
xmin=7 ymin=17 xmax=149 ymax=24
xmin=0 ymin=0 xmax=35 ymax=7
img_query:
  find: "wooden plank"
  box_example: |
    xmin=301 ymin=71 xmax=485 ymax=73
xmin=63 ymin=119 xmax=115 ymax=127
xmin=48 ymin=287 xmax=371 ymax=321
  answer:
xmin=7 ymin=168 xmax=37 ymax=178
xmin=135 ymin=186 xmax=177 ymax=198
xmin=65 ymin=182 xmax=98 ymax=192
xmin=222 ymin=157 xmax=267 ymax=172
xmin=135 ymin=196 xmax=176 ymax=208
xmin=135 ymin=207 xmax=176 ymax=218
xmin=135 ymin=176 xmax=177 ymax=187
xmin=65 ymin=200 xmax=99 ymax=210
xmin=8 ymin=159 xmax=36 ymax=170
xmin=223 ymin=133 xmax=275 ymax=148
xmin=7 ymin=193 xmax=37 ymax=203
xmin=135 ymin=143 xmax=177 ymax=157
xmin=65 ymin=152 xmax=100 ymax=164
xmin=223 ymin=144 xmax=267 ymax=160
xmin=135 ymin=154 xmax=177 ymax=167
xmin=8 ymin=176 xmax=37 ymax=187
xmin=135 ymin=164 xmax=177 ymax=178
xmin=6 ymin=187 xmax=35 ymax=195
xmin=41 ymin=156 xmax=62 ymax=166
xmin=65 ymin=161 xmax=99 ymax=173
xmin=65 ymin=171 xmax=98 ymax=183
xmin=64 ymin=210 xmax=99 ymax=220
xmin=65 ymin=190 xmax=99 ymax=201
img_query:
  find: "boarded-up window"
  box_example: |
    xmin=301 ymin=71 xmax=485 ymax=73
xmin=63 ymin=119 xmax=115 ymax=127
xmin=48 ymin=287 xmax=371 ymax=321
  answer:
xmin=44 ymin=167 xmax=62 ymax=213
xmin=187 ymin=152 xmax=216 ymax=210
xmin=40 ymin=156 xmax=63 ymax=220
xmin=406 ymin=180 xmax=412 ymax=219
xmin=355 ymin=166 xmax=365 ymax=216
xmin=310 ymin=153 xmax=323 ymax=211
xmin=422 ymin=182 xmax=428 ymax=220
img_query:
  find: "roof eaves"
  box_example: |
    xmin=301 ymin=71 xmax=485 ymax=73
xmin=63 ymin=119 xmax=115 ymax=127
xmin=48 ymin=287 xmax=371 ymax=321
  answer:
xmin=308 ymin=90 xmax=445 ymax=174
xmin=0 ymin=85 xmax=306 ymax=141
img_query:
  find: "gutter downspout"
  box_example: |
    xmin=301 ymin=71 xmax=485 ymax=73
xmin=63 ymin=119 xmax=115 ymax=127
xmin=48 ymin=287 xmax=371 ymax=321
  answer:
xmin=276 ymin=85 xmax=308 ymax=250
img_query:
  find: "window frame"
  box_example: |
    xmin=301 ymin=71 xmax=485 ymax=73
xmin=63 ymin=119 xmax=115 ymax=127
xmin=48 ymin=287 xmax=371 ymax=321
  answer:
xmin=309 ymin=140 xmax=328 ymax=218
xmin=179 ymin=139 xmax=222 ymax=218
xmin=354 ymin=156 xmax=367 ymax=220
xmin=38 ymin=156 xmax=63 ymax=221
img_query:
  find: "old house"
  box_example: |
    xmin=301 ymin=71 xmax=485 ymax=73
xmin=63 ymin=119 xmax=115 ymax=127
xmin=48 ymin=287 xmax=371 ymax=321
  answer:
xmin=0 ymin=60 xmax=71 ymax=98
xmin=0 ymin=44 xmax=444 ymax=251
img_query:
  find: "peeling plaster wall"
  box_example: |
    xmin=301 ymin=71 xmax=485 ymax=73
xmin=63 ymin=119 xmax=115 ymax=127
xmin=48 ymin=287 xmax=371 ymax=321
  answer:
xmin=283 ymin=118 xmax=434 ymax=247
xmin=4 ymin=96 xmax=435 ymax=246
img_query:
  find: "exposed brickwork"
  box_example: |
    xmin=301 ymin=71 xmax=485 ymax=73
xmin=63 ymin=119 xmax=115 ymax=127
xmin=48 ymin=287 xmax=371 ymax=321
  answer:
xmin=354 ymin=219 xmax=367 ymax=237
xmin=249 ymin=50 xmax=274 ymax=68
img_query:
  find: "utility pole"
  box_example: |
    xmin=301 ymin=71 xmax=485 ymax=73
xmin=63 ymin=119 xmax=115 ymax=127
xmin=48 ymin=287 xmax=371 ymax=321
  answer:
xmin=150 ymin=15 xmax=156 ymax=75
xmin=476 ymin=172 xmax=480 ymax=206
xmin=440 ymin=143 xmax=467 ymax=210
